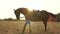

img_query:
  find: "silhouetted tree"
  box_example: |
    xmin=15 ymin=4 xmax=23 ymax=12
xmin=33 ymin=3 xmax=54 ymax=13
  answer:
xmin=56 ymin=13 xmax=60 ymax=22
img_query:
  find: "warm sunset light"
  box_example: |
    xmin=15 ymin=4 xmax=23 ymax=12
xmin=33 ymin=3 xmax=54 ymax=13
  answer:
xmin=0 ymin=0 xmax=60 ymax=19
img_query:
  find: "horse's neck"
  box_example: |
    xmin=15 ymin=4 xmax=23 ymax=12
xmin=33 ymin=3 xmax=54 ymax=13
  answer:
xmin=21 ymin=12 xmax=28 ymax=15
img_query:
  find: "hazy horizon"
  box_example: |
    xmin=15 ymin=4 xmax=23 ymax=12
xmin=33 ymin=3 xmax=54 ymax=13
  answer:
xmin=0 ymin=0 xmax=60 ymax=19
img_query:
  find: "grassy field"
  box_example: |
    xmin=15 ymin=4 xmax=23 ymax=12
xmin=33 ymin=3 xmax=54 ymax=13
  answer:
xmin=0 ymin=20 xmax=60 ymax=34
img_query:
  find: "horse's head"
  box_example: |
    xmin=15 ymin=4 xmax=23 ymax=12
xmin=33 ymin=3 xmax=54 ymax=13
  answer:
xmin=13 ymin=9 xmax=20 ymax=20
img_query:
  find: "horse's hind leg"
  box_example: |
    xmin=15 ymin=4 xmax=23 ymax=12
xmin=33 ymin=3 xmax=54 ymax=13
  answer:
xmin=43 ymin=19 xmax=48 ymax=32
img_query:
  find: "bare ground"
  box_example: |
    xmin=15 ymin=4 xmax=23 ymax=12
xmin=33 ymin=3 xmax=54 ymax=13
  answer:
xmin=0 ymin=20 xmax=60 ymax=34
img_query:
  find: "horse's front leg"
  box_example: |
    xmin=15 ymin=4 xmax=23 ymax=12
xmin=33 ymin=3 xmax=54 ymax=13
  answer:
xmin=22 ymin=23 xmax=27 ymax=34
xmin=29 ymin=23 xmax=31 ymax=34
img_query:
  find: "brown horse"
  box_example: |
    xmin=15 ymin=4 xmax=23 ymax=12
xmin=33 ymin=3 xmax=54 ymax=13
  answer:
xmin=13 ymin=8 xmax=55 ymax=33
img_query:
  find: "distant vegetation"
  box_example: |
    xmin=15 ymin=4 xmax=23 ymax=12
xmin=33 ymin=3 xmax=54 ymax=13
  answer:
xmin=56 ymin=13 xmax=60 ymax=22
xmin=3 ymin=18 xmax=17 ymax=21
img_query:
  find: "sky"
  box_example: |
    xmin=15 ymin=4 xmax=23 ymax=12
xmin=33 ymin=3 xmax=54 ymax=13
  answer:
xmin=0 ymin=0 xmax=60 ymax=19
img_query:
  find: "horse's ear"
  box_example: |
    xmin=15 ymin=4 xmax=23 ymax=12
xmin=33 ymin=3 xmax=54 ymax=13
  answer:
xmin=13 ymin=9 xmax=15 ymax=12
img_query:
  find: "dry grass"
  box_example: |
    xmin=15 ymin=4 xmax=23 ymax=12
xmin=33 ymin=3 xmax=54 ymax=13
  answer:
xmin=0 ymin=20 xmax=60 ymax=34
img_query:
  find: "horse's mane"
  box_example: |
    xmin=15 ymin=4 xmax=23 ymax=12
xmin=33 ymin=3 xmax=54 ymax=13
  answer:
xmin=16 ymin=7 xmax=29 ymax=11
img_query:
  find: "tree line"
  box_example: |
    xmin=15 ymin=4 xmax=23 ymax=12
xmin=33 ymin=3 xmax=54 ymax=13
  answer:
xmin=56 ymin=13 xmax=60 ymax=22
